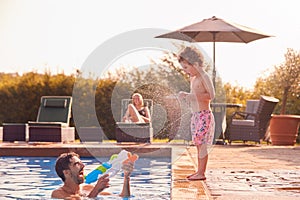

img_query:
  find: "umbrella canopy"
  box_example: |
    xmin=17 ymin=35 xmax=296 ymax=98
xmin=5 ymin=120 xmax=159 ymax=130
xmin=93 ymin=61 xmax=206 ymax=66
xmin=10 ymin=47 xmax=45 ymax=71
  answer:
xmin=156 ymin=16 xmax=273 ymax=87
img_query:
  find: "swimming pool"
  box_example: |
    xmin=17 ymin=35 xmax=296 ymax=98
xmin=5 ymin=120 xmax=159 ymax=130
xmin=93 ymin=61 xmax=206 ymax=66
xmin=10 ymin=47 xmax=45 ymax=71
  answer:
xmin=0 ymin=156 xmax=171 ymax=199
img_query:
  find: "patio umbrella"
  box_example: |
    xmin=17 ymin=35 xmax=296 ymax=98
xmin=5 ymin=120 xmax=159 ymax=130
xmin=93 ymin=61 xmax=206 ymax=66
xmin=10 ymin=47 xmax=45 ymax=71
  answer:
xmin=156 ymin=16 xmax=273 ymax=87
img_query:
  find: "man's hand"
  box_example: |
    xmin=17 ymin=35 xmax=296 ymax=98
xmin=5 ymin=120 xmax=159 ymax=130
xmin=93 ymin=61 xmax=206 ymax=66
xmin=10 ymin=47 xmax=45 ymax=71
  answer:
xmin=86 ymin=174 xmax=110 ymax=198
xmin=94 ymin=174 xmax=110 ymax=193
xmin=122 ymin=160 xmax=134 ymax=177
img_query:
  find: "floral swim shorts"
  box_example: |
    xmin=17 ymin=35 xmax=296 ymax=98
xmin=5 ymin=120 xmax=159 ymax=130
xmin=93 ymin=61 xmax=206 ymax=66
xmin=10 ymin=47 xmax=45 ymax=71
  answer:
xmin=191 ymin=110 xmax=215 ymax=145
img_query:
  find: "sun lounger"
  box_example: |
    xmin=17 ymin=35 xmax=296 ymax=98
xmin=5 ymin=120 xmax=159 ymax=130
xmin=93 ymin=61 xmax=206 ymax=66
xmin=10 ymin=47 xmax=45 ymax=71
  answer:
xmin=28 ymin=96 xmax=75 ymax=142
xmin=115 ymin=99 xmax=153 ymax=143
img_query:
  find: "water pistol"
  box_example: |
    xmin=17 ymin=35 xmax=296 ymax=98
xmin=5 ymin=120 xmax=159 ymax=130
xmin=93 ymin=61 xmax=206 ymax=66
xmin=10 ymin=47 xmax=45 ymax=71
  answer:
xmin=84 ymin=150 xmax=139 ymax=184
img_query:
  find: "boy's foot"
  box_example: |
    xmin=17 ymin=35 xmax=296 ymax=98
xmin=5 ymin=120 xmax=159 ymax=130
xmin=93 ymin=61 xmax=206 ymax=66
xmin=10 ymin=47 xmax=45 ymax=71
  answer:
xmin=186 ymin=172 xmax=197 ymax=179
xmin=187 ymin=174 xmax=206 ymax=181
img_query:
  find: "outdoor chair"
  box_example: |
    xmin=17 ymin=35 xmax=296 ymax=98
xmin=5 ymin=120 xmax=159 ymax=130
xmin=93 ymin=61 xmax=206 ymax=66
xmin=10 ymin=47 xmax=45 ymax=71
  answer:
xmin=226 ymin=95 xmax=279 ymax=144
xmin=211 ymin=103 xmax=242 ymax=144
xmin=244 ymin=100 xmax=260 ymax=119
xmin=28 ymin=96 xmax=75 ymax=142
xmin=115 ymin=99 xmax=153 ymax=143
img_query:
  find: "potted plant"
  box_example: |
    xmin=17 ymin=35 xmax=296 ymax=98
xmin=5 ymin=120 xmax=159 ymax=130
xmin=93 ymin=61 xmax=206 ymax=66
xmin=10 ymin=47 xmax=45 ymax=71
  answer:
xmin=268 ymin=48 xmax=300 ymax=145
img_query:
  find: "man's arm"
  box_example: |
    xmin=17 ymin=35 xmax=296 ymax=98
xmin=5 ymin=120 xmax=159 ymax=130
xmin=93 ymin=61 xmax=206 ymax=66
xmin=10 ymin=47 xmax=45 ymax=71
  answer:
xmin=87 ymin=174 xmax=110 ymax=198
xmin=119 ymin=172 xmax=131 ymax=197
xmin=119 ymin=160 xmax=134 ymax=197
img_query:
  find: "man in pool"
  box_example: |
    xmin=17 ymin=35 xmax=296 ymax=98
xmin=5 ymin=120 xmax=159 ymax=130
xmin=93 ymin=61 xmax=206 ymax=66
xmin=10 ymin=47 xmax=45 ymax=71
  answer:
xmin=51 ymin=152 xmax=134 ymax=199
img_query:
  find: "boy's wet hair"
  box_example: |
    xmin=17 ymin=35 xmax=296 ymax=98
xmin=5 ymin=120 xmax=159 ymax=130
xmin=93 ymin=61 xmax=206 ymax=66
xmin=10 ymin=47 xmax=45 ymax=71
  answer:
xmin=178 ymin=46 xmax=204 ymax=66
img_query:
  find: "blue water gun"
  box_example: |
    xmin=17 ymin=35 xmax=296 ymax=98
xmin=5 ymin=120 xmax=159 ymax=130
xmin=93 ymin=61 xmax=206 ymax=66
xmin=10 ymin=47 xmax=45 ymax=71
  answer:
xmin=84 ymin=150 xmax=129 ymax=184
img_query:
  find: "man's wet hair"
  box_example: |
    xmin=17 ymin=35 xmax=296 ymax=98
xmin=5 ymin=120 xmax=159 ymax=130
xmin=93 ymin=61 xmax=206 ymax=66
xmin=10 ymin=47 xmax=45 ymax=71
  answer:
xmin=55 ymin=152 xmax=79 ymax=182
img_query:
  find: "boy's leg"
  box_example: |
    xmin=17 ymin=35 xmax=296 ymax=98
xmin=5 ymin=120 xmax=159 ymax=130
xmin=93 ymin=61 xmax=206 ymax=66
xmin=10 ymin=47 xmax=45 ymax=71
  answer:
xmin=187 ymin=144 xmax=207 ymax=180
xmin=197 ymin=144 xmax=208 ymax=177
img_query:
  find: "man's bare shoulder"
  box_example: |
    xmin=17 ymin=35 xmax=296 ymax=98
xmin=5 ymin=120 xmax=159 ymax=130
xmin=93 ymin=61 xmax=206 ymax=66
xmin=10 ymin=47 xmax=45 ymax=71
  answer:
xmin=52 ymin=188 xmax=85 ymax=199
xmin=51 ymin=187 xmax=65 ymax=199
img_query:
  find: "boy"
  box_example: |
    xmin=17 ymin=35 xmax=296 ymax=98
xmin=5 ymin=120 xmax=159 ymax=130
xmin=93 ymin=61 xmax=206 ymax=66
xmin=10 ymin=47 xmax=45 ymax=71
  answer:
xmin=178 ymin=46 xmax=215 ymax=181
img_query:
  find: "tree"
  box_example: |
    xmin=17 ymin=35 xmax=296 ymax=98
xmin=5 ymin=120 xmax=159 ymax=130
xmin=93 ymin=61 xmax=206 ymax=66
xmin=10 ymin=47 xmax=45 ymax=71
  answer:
xmin=267 ymin=48 xmax=300 ymax=114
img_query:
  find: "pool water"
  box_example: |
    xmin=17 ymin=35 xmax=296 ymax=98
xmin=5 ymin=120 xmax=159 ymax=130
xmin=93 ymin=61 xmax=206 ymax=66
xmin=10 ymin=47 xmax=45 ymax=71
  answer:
xmin=0 ymin=156 xmax=171 ymax=199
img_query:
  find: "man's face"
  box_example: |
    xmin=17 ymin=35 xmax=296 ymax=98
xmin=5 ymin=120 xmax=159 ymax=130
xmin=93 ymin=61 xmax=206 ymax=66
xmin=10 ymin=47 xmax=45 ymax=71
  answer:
xmin=67 ymin=156 xmax=85 ymax=184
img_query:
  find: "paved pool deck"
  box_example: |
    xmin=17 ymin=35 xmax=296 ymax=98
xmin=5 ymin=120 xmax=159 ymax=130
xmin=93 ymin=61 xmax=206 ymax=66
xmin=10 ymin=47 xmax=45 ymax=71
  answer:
xmin=1 ymin=142 xmax=300 ymax=199
xmin=196 ymin=144 xmax=300 ymax=200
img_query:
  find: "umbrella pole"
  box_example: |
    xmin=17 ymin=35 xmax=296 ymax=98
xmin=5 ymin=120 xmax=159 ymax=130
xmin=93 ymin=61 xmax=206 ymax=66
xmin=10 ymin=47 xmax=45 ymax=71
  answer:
xmin=212 ymin=34 xmax=216 ymax=90
xmin=212 ymin=33 xmax=217 ymax=103
xmin=213 ymin=39 xmax=216 ymax=89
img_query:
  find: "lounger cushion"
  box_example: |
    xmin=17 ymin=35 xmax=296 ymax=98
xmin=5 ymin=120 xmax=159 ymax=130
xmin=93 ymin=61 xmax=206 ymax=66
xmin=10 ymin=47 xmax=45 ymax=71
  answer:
xmin=44 ymin=99 xmax=67 ymax=108
xmin=232 ymin=119 xmax=255 ymax=126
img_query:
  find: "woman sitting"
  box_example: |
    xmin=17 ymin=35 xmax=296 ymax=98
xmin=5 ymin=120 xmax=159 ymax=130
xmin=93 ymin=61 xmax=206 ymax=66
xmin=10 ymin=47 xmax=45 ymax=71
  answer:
xmin=122 ymin=93 xmax=151 ymax=123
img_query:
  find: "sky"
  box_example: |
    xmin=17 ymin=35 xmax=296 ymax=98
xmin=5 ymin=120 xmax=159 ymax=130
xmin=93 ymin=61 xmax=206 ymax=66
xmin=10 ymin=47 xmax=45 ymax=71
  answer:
xmin=0 ymin=0 xmax=299 ymax=89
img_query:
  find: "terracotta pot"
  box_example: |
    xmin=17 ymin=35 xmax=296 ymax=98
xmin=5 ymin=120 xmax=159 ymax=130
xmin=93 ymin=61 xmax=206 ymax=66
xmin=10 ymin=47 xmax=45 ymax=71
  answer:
xmin=269 ymin=115 xmax=300 ymax=145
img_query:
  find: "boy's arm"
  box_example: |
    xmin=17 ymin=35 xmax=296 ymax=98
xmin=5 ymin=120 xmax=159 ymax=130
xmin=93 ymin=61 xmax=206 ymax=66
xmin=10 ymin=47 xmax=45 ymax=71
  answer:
xmin=203 ymin=72 xmax=215 ymax=100
xmin=179 ymin=72 xmax=215 ymax=102
xmin=193 ymin=73 xmax=215 ymax=101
